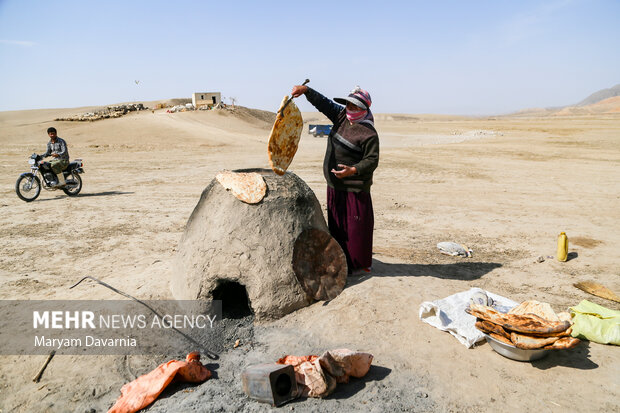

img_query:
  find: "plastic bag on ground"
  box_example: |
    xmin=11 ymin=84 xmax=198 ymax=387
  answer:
xmin=108 ymin=352 xmax=212 ymax=413
xmin=570 ymin=300 xmax=620 ymax=345
xmin=437 ymin=241 xmax=473 ymax=257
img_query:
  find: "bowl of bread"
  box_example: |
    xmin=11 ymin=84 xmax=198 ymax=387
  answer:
xmin=468 ymin=300 xmax=580 ymax=362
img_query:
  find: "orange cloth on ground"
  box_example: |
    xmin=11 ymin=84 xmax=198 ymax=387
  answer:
xmin=276 ymin=355 xmax=318 ymax=366
xmin=108 ymin=352 xmax=211 ymax=413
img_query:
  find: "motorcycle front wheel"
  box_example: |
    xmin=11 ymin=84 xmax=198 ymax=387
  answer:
xmin=15 ymin=173 xmax=41 ymax=202
xmin=62 ymin=172 xmax=82 ymax=196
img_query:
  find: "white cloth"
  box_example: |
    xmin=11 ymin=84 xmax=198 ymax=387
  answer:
xmin=418 ymin=288 xmax=518 ymax=348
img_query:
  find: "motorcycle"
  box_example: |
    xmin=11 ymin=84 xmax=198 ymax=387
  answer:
xmin=15 ymin=153 xmax=84 ymax=202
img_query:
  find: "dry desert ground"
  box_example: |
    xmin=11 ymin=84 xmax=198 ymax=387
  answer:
xmin=0 ymin=103 xmax=618 ymax=412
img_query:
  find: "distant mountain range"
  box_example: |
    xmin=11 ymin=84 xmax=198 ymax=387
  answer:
xmin=513 ymin=84 xmax=620 ymax=116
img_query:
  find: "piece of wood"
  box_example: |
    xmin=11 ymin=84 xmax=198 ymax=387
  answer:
xmin=574 ymin=281 xmax=620 ymax=303
xmin=32 ymin=350 xmax=55 ymax=383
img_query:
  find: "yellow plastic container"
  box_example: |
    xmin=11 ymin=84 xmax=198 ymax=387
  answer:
xmin=557 ymin=232 xmax=568 ymax=262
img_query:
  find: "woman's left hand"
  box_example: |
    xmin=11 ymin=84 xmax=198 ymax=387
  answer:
xmin=331 ymin=164 xmax=357 ymax=178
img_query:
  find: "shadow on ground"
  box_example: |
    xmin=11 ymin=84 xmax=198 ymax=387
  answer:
xmin=287 ymin=364 xmax=392 ymax=403
xmin=38 ymin=191 xmax=134 ymax=201
xmin=347 ymin=259 xmax=502 ymax=287
xmin=327 ymin=364 xmax=391 ymax=400
xmin=532 ymin=341 xmax=598 ymax=370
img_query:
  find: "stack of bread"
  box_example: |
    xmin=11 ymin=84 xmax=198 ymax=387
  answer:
xmin=468 ymin=301 xmax=580 ymax=350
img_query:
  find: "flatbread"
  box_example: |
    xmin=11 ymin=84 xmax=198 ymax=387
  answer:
xmin=508 ymin=300 xmax=560 ymax=321
xmin=488 ymin=332 xmax=514 ymax=346
xmin=524 ymin=327 xmax=573 ymax=338
xmin=215 ymin=171 xmax=267 ymax=204
xmin=467 ymin=304 xmax=571 ymax=335
xmin=557 ymin=312 xmax=572 ymax=323
xmin=510 ymin=332 xmax=560 ymax=349
xmin=268 ymin=96 xmax=303 ymax=175
xmin=542 ymin=336 xmax=581 ymax=350
xmin=475 ymin=320 xmax=511 ymax=340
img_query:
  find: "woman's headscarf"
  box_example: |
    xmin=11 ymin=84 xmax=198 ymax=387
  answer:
xmin=334 ymin=86 xmax=374 ymax=125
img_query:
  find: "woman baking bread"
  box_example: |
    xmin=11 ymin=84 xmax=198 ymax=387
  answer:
xmin=291 ymin=84 xmax=379 ymax=275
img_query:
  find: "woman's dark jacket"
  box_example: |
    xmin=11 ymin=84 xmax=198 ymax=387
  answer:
xmin=305 ymin=87 xmax=379 ymax=193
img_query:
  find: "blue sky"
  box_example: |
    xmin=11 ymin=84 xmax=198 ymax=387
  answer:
xmin=0 ymin=0 xmax=618 ymax=114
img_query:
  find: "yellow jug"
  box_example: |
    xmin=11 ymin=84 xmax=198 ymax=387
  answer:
xmin=557 ymin=232 xmax=568 ymax=262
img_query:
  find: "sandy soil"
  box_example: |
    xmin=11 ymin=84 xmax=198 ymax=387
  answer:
xmin=0 ymin=104 xmax=618 ymax=412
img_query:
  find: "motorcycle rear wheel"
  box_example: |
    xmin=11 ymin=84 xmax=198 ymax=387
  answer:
xmin=62 ymin=173 xmax=82 ymax=196
xmin=15 ymin=173 xmax=41 ymax=202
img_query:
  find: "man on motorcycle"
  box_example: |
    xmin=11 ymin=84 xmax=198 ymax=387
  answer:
xmin=42 ymin=127 xmax=70 ymax=187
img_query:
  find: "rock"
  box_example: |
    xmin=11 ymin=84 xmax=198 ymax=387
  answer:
xmin=171 ymin=169 xmax=347 ymax=320
xmin=55 ymin=103 xmax=148 ymax=122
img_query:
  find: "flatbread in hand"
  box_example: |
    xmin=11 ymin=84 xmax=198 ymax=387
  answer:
xmin=215 ymin=170 xmax=267 ymax=204
xmin=268 ymin=96 xmax=303 ymax=175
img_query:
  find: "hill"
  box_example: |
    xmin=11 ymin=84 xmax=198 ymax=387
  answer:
xmin=576 ymin=84 xmax=620 ymax=106
xmin=512 ymin=84 xmax=620 ymax=117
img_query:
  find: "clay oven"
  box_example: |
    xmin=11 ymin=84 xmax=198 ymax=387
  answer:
xmin=171 ymin=169 xmax=347 ymax=320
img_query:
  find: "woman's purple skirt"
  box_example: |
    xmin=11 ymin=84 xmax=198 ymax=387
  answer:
xmin=326 ymin=187 xmax=374 ymax=272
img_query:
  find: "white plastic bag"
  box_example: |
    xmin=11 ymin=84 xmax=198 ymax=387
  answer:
xmin=437 ymin=241 xmax=473 ymax=257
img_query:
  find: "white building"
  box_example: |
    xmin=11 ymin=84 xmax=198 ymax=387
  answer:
xmin=192 ymin=92 xmax=221 ymax=108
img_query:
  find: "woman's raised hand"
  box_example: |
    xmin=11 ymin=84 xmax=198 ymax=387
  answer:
xmin=291 ymin=85 xmax=308 ymax=98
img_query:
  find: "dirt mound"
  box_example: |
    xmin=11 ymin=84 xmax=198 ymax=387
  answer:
xmin=158 ymin=98 xmax=192 ymax=107
xmin=224 ymin=105 xmax=276 ymax=128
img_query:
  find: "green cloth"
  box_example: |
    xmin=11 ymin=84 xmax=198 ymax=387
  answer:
xmin=50 ymin=158 xmax=69 ymax=174
xmin=570 ymin=300 xmax=620 ymax=345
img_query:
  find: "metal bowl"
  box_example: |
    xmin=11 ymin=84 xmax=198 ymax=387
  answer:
xmin=484 ymin=334 xmax=549 ymax=362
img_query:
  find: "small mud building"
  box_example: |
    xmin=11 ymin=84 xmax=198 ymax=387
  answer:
xmin=192 ymin=92 xmax=222 ymax=108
